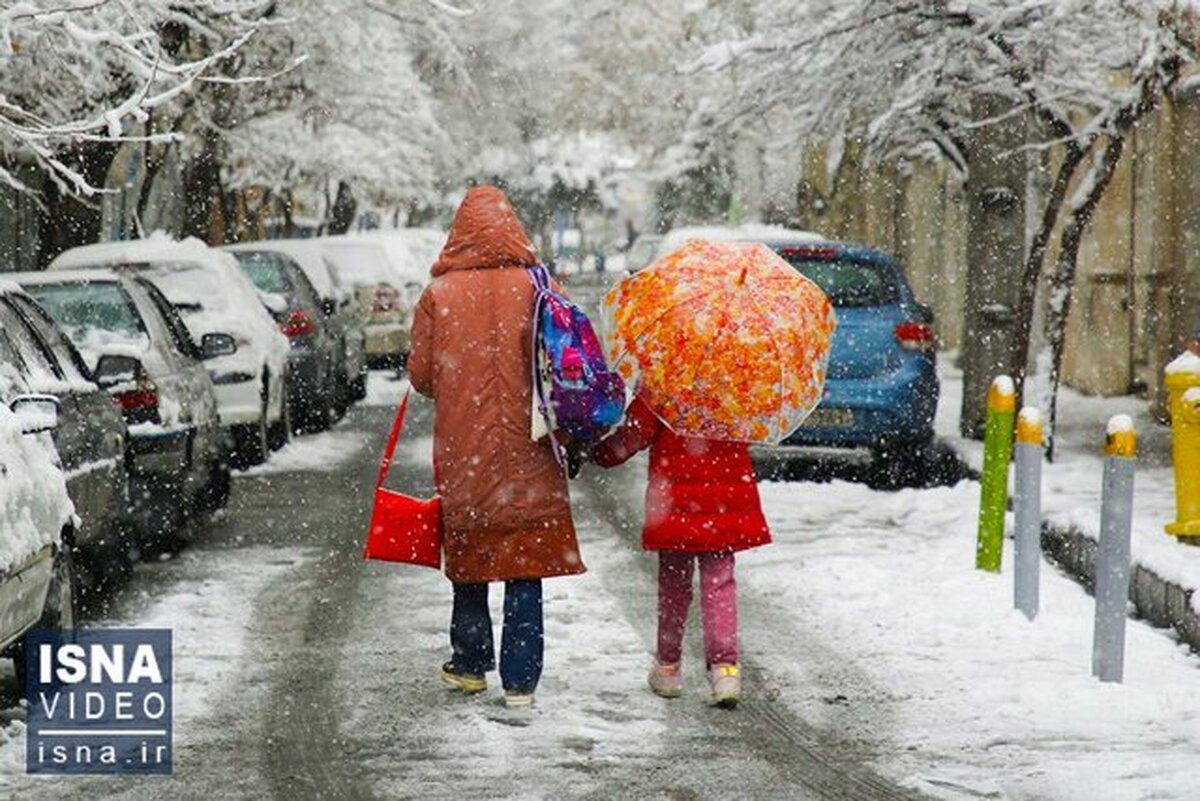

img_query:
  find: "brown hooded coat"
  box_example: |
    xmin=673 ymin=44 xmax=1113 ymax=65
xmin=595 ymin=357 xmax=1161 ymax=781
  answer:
xmin=408 ymin=186 xmax=585 ymax=583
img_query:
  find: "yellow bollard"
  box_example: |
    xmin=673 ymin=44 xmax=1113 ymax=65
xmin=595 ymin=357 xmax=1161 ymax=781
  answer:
xmin=1165 ymin=342 xmax=1200 ymax=540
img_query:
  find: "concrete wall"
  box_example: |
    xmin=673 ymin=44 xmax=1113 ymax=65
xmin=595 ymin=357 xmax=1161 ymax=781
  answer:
xmin=1063 ymin=92 xmax=1200 ymax=412
xmin=793 ymin=142 xmax=967 ymax=349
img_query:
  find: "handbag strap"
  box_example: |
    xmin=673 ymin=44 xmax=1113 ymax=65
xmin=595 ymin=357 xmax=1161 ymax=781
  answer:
xmin=375 ymin=389 xmax=410 ymax=490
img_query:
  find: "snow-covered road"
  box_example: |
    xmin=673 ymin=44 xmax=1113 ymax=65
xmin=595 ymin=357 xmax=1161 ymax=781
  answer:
xmin=1 ymin=373 xmax=1196 ymax=799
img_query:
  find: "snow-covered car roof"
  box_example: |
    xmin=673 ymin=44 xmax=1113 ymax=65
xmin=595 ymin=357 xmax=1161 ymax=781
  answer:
xmin=657 ymin=224 xmax=825 ymax=257
xmin=339 ymin=229 xmax=446 ymax=287
xmin=224 ymin=239 xmax=341 ymax=299
xmin=49 ymin=235 xmax=223 ymax=273
xmin=319 ymin=240 xmax=397 ymax=290
xmin=0 ymin=403 xmax=73 ymax=574
xmin=14 ymin=267 xmax=124 ymax=287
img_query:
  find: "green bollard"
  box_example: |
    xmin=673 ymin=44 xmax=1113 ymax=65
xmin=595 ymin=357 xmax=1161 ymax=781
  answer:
xmin=976 ymin=375 xmax=1016 ymax=572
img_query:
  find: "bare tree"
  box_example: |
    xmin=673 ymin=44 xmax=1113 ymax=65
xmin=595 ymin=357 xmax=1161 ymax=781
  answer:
xmin=694 ymin=0 xmax=1199 ymax=454
xmin=0 ymin=0 xmax=276 ymax=198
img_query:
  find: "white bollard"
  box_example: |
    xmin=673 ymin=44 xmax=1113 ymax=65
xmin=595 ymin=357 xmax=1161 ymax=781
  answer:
xmin=1013 ymin=407 xmax=1043 ymax=620
xmin=1092 ymin=414 xmax=1137 ymax=683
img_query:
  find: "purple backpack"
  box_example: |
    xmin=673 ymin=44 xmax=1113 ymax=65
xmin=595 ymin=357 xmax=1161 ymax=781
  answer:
xmin=528 ymin=265 xmax=626 ymax=463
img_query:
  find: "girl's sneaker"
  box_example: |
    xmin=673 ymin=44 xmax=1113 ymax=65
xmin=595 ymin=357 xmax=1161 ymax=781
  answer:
xmin=503 ymin=690 xmax=535 ymax=708
xmin=441 ymin=662 xmax=487 ymax=694
xmin=707 ymin=663 xmax=741 ymax=708
xmin=648 ymin=662 xmax=683 ymax=698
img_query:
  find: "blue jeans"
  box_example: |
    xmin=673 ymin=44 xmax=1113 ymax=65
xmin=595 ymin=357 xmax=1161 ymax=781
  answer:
xmin=450 ymin=580 xmax=543 ymax=692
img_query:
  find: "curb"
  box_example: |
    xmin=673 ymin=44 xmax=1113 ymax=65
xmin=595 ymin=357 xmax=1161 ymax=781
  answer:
xmin=1041 ymin=522 xmax=1200 ymax=654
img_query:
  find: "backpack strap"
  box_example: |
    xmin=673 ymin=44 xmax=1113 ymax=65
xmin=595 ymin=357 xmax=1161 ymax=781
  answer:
xmin=526 ymin=265 xmax=565 ymax=469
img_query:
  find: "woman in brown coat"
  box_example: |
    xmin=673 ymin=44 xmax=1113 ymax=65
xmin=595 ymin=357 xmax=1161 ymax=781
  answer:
xmin=408 ymin=185 xmax=584 ymax=707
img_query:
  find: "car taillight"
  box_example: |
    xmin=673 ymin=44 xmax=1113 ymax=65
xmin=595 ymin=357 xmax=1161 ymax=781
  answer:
xmin=114 ymin=389 xmax=159 ymax=425
xmin=894 ymin=321 xmax=936 ymax=352
xmin=280 ymin=309 xmax=317 ymax=338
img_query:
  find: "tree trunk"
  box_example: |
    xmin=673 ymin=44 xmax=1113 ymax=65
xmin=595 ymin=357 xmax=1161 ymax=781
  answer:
xmin=328 ymin=180 xmax=357 ymax=234
xmin=959 ymin=95 xmax=1029 ymax=438
xmin=1011 ymin=143 xmax=1087 ymax=400
xmin=182 ymin=132 xmax=225 ymax=243
xmin=1044 ymin=137 xmax=1129 ymax=460
xmin=35 ymin=141 xmax=116 ymax=266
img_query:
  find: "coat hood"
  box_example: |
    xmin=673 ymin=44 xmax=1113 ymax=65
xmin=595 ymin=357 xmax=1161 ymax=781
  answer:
xmin=432 ymin=185 xmax=537 ymax=277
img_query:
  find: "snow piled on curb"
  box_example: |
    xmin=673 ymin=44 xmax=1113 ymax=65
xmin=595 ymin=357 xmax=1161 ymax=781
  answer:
xmin=935 ymin=354 xmax=1200 ymax=617
xmin=241 ymin=427 xmax=372 ymax=476
xmin=363 ymin=371 xmax=409 ymax=408
xmin=747 ymin=478 xmax=1200 ymax=800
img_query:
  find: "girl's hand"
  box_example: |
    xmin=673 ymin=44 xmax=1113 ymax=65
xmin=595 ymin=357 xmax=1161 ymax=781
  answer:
xmin=566 ymin=442 xmax=589 ymax=479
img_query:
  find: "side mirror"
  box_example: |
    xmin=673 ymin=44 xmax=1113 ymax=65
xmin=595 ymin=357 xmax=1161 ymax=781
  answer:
xmin=11 ymin=394 xmax=60 ymax=435
xmin=913 ymin=302 xmax=935 ymax=324
xmin=321 ymin=298 xmax=338 ymax=318
xmin=94 ymin=354 xmax=142 ymax=389
xmin=201 ymin=332 xmax=238 ymax=359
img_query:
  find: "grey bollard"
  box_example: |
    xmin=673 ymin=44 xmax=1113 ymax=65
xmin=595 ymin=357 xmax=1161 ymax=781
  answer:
xmin=1013 ymin=407 xmax=1043 ymax=620
xmin=1092 ymin=415 xmax=1137 ymax=683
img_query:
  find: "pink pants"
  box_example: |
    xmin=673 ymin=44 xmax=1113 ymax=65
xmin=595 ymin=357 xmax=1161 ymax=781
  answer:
xmin=657 ymin=551 xmax=739 ymax=667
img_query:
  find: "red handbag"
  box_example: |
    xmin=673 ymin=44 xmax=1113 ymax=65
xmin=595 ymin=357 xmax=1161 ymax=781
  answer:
xmin=363 ymin=390 xmax=442 ymax=568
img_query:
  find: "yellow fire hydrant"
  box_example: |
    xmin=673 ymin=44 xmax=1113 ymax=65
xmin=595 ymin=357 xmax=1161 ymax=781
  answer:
xmin=1165 ymin=339 xmax=1200 ymax=539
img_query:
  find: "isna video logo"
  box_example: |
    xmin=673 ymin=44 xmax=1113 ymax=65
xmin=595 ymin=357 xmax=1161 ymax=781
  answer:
xmin=25 ymin=629 xmax=173 ymax=774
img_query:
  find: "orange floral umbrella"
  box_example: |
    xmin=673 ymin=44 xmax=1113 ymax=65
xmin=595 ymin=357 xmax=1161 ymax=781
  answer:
xmin=602 ymin=239 xmax=837 ymax=443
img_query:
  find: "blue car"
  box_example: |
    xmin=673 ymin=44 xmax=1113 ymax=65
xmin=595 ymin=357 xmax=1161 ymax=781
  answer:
xmin=754 ymin=240 xmax=940 ymax=472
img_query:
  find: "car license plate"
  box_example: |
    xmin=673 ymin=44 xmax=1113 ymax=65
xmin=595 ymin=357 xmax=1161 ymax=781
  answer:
xmin=801 ymin=408 xmax=854 ymax=429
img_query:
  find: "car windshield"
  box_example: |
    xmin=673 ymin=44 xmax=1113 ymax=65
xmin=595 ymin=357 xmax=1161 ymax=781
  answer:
xmin=779 ymin=256 xmax=900 ymax=307
xmin=234 ymin=251 xmax=293 ymax=294
xmin=24 ymin=280 xmax=150 ymax=358
xmin=25 ymin=281 xmax=145 ymax=338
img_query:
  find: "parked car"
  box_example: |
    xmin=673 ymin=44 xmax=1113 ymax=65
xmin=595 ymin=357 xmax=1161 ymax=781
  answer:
xmin=229 ymin=248 xmax=340 ymax=432
xmin=48 ymin=238 xmax=290 ymax=465
xmin=225 ymin=239 xmax=367 ymax=407
xmin=321 ymin=239 xmax=411 ymax=368
xmin=624 ymin=234 xmax=662 ymax=272
xmin=656 ymin=224 xmax=824 ymax=258
xmin=0 ymin=400 xmax=77 ymax=694
xmin=747 ymin=240 xmax=940 ymax=474
xmin=0 ymin=284 xmax=128 ymax=559
xmin=346 ymin=228 xmax=444 ymax=288
xmin=17 ymin=270 xmax=231 ymax=542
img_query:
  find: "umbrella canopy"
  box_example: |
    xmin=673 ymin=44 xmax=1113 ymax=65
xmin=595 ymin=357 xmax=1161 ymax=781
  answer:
xmin=602 ymin=238 xmax=837 ymax=443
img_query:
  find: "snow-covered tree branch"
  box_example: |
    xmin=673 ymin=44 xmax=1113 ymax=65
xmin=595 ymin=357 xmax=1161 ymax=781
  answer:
xmin=0 ymin=0 xmax=277 ymax=198
xmin=697 ymin=0 xmax=1200 ymax=451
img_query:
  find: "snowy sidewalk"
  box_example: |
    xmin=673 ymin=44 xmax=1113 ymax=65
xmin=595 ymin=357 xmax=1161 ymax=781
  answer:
xmin=587 ymin=415 xmax=1200 ymax=798
xmin=744 ymin=477 xmax=1200 ymax=800
xmin=936 ymin=354 xmax=1200 ymax=647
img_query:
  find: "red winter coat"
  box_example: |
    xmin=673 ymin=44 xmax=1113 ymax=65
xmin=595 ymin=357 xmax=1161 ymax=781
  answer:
xmin=591 ymin=395 xmax=771 ymax=553
xmin=409 ymin=186 xmax=584 ymax=583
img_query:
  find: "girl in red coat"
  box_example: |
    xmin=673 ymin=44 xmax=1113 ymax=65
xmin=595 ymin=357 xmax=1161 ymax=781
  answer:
xmin=591 ymin=392 xmax=771 ymax=707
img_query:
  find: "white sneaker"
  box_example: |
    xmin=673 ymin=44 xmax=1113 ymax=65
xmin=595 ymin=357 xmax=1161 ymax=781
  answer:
xmin=504 ymin=690 xmax=535 ymax=708
xmin=648 ymin=662 xmax=683 ymax=698
xmin=707 ymin=663 xmax=741 ymax=708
